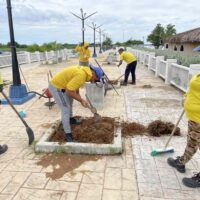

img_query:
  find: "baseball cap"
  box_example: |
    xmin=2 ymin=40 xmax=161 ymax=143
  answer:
xmin=89 ymin=64 xmax=103 ymax=81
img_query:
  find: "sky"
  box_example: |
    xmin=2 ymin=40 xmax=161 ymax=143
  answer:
xmin=0 ymin=0 xmax=199 ymax=45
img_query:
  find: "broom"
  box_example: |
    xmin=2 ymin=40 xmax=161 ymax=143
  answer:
xmin=151 ymin=109 xmax=185 ymax=156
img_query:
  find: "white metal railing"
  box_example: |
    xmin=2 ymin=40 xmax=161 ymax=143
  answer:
xmin=144 ymin=54 xmax=149 ymax=66
xmin=170 ymin=63 xmax=189 ymax=92
xmin=30 ymin=52 xmax=39 ymax=62
xmin=0 ymin=49 xmax=68 ymax=69
xmin=18 ymin=53 xmax=29 ymax=64
xmin=130 ymin=48 xmax=200 ymax=92
xmin=0 ymin=55 xmax=11 ymax=68
xmin=150 ymin=57 xmax=156 ymax=71
xmin=40 ymin=52 xmax=46 ymax=61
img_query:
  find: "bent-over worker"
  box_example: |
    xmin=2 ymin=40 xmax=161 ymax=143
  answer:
xmin=48 ymin=65 xmax=103 ymax=142
xmin=117 ymin=48 xmax=137 ymax=86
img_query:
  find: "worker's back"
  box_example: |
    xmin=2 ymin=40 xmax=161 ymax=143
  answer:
xmin=120 ymin=51 xmax=137 ymax=64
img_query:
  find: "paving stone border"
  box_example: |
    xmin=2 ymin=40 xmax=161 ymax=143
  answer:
xmin=35 ymin=120 xmax=122 ymax=154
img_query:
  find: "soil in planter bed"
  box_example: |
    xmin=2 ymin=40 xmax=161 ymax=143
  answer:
xmin=49 ymin=117 xmax=115 ymax=144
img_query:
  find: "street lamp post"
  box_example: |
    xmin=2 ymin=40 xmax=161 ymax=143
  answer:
xmin=2 ymin=0 xmax=35 ymax=105
xmin=98 ymin=28 xmax=103 ymax=54
xmin=71 ymin=8 xmax=97 ymax=45
xmin=7 ymin=0 xmax=21 ymax=86
xmin=87 ymin=22 xmax=102 ymax=57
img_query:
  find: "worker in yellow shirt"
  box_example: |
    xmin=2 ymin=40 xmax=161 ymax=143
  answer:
xmin=75 ymin=42 xmax=90 ymax=66
xmin=48 ymin=65 xmax=103 ymax=142
xmin=167 ymin=72 xmax=200 ymax=188
xmin=117 ymin=48 xmax=137 ymax=86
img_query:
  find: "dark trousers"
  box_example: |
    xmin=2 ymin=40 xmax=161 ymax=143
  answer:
xmin=124 ymin=61 xmax=137 ymax=83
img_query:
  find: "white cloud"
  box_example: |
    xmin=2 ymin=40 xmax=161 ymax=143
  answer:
xmin=0 ymin=0 xmax=199 ymax=44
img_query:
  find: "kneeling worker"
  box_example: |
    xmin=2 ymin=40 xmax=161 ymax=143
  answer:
xmin=48 ymin=65 xmax=103 ymax=142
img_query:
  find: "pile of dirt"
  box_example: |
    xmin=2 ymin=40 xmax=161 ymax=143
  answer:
xmin=147 ymin=120 xmax=180 ymax=137
xmin=37 ymin=153 xmax=101 ymax=180
xmin=121 ymin=122 xmax=146 ymax=137
xmin=49 ymin=117 xmax=115 ymax=144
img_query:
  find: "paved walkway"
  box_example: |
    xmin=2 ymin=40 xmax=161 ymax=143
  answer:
xmin=0 ymin=52 xmax=199 ymax=200
xmin=122 ymin=64 xmax=200 ymax=199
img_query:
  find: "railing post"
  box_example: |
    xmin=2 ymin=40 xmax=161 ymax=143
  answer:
xmin=148 ymin=55 xmax=152 ymax=70
xmin=35 ymin=51 xmax=40 ymax=62
xmin=155 ymin=56 xmax=164 ymax=77
xmin=165 ymin=59 xmax=177 ymax=84
xmin=45 ymin=51 xmax=48 ymax=61
xmin=148 ymin=52 xmax=155 ymax=70
xmin=189 ymin=64 xmax=200 ymax=78
xmin=26 ymin=52 xmax=31 ymax=64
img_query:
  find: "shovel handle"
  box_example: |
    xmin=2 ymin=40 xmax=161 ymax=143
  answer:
xmin=86 ymin=104 xmax=97 ymax=114
xmin=85 ymin=94 xmax=94 ymax=108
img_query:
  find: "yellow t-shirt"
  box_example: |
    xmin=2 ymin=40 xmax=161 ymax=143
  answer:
xmin=184 ymin=73 xmax=200 ymax=123
xmin=75 ymin=45 xmax=90 ymax=62
xmin=50 ymin=66 xmax=92 ymax=91
xmin=120 ymin=51 xmax=137 ymax=64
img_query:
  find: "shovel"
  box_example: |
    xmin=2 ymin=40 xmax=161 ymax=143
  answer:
xmin=0 ymin=85 xmax=34 ymax=145
xmin=85 ymin=94 xmax=101 ymax=121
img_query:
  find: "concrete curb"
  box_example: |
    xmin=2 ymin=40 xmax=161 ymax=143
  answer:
xmin=35 ymin=120 xmax=122 ymax=155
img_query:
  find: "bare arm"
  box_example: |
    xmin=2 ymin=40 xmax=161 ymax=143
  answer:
xmin=75 ymin=45 xmax=81 ymax=52
xmin=66 ymin=89 xmax=88 ymax=107
xmin=118 ymin=60 xmax=123 ymax=67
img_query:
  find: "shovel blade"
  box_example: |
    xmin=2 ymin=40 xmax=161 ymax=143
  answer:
xmin=94 ymin=113 xmax=102 ymax=122
xmin=26 ymin=127 xmax=35 ymax=145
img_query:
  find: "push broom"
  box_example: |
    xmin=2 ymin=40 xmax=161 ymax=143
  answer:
xmin=151 ymin=109 xmax=185 ymax=156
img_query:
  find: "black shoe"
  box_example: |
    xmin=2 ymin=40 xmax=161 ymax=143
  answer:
xmin=70 ymin=117 xmax=82 ymax=125
xmin=131 ymin=82 xmax=136 ymax=85
xmin=0 ymin=144 xmax=8 ymax=154
xmin=182 ymin=172 xmax=200 ymax=188
xmin=167 ymin=157 xmax=186 ymax=173
xmin=64 ymin=133 xmax=73 ymax=142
